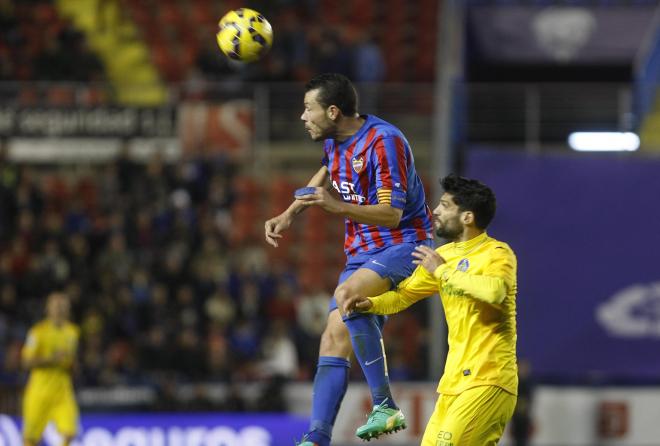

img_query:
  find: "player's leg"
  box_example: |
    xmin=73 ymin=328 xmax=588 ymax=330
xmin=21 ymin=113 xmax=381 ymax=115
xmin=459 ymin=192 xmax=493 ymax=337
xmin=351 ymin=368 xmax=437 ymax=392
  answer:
xmin=299 ymin=254 xmax=388 ymax=446
xmin=52 ymin=391 xmax=79 ymax=446
xmin=335 ymin=268 xmax=394 ymax=407
xmin=299 ymin=308 xmax=352 ymax=446
xmin=22 ymin=388 xmax=50 ymax=446
xmin=422 ymin=386 xmax=516 ymax=446
xmin=338 ymin=241 xmax=432 ymax=440
xmin=299 ymin=256 xmax=378 ymax=446
xmin=334 ymin=267 xmax=405 ymax=440
xmin=461 ymin=387 xmax=516 ymax=446
xmin=421 ymin=393 xmax=454 ymax=446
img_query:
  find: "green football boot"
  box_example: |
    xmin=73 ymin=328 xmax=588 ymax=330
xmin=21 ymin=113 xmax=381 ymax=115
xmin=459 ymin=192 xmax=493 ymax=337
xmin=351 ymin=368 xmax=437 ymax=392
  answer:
xmin=355 ymin=399 xmax=407 ymax=441
xmin=295 ymin=434 xmax=318 ymax=446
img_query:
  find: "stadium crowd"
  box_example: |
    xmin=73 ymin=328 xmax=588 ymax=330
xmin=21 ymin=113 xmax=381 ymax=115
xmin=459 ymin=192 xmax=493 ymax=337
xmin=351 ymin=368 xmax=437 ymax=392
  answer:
xmin=0 ymin=0 xmax=429 ymax=412
xmin=0 ymin=0 xmax=389 ymax=87
xmin=0 ymin=146 xmax=430 ymax=410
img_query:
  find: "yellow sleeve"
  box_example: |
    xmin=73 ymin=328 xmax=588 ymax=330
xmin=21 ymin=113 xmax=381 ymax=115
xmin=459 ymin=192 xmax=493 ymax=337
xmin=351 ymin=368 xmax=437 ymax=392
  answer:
xmin=433 ymin=245 xmax=516 ymax=305
xmin=368 ymin=264 xmax=438 ymax=314
xmin=21 ymin=327 xmax=39 ymax=363
xmin=61 ymin=325 xmax=80 ymax=370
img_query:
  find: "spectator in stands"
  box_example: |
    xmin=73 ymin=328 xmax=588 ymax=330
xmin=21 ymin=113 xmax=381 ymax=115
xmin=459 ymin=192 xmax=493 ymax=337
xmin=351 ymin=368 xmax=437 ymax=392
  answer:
xmin=33 ymin=25 xmax=103 ymax=82
xmin=512 ymin=359 xmax=534 ymax=446
xmin=222 ymin=380 xmax=247 ymax=412
xmin=0 ymin=47 xmax=13 ymax=81
xmin=204 ymin=289 xmax=236 ymax=328
xmin=310 ymin=29 xmax=353 ymax=77
xmin=174 ymin=327 xmax=207 ymax=380
xmin=186 ymin=383 xmax=219 ymax=412
xmin=153 ymin=373 xmax=180 ymax=412
xmin=0 ymin=0 xmax=17 ymax=81
xmin=194 ymin=38 xmax=236 ymax=82
xmin=266 ymin=8 xmax=309 ymax=81
xmin=254 ymin=374 xmax=288 ymax=412
xmin=0 ymin=340 xmax=22 ymax=386
xmin=351 ymin=30 xmax=385 ymax=113
xmin=260 ymin=319 xmax=299 ymax=380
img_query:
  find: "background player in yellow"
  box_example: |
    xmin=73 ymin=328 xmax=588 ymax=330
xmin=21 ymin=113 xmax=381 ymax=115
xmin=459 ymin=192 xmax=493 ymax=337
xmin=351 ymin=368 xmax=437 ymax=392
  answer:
xmin=21 ymin=292 xmax=80 ymax=446
xmin=345 ymin=174 xmax=518 ymax=446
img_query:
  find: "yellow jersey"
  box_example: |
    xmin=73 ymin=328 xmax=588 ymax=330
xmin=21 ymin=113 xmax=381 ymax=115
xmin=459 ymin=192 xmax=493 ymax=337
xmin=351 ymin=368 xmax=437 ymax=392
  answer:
xmin=368 ymin=232 xmax=518 ymax=396
xmin=22 ymin=320 xmax=79 ymax=395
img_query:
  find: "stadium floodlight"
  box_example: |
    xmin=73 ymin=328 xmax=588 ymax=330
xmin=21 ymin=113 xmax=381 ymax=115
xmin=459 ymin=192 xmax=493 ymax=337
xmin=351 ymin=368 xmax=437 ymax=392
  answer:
xmin=567 ymin=132 xmax=640 ymax=152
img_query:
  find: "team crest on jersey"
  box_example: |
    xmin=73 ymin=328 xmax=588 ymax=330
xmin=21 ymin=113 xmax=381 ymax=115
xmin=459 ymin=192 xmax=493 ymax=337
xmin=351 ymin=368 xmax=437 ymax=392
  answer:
xmin=457 ymin=258 xmax=470 ymax=272
xmin=352 ymin=156 xmax=364 ymax=173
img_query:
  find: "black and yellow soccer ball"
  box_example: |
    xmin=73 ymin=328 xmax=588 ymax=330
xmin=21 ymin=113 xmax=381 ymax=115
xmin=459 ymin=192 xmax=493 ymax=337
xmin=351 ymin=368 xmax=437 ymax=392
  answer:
xmin=216 ymin=8 xmax=273 ymax=63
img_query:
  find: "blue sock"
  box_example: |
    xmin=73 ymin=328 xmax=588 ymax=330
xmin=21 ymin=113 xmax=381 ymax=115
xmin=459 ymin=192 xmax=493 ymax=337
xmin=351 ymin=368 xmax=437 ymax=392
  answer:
xmin=306 ymin=356 xmax=350 ymax=446
xmin=343 ymin=313 xmax=397 ymax=409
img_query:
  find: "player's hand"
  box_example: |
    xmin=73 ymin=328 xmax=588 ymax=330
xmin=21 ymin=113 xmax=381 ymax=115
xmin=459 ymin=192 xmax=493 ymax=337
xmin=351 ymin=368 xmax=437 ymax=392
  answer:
xmin=296 ymin=187 xmax=345 ymax=215
xmin=49 ymin=350 xmax=68 ymax=367
xmin=412 ymin=245 xmax=446 ymax=274
xmin=343 ymin=295 xmax=373 ymax=315
xmin=264 ymin=212 xmax=293 ymax=247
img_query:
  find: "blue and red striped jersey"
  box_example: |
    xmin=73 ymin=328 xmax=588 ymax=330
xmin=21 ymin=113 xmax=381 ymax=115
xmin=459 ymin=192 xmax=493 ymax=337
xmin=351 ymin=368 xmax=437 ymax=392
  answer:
xmin=321 ymin=115 xmax=433 ymax=257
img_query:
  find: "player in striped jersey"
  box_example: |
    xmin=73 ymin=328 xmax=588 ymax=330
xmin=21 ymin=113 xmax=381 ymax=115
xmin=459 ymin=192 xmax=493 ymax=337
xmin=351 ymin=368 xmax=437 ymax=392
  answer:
xmin=264 ymin=73 xmax=433 ymax=445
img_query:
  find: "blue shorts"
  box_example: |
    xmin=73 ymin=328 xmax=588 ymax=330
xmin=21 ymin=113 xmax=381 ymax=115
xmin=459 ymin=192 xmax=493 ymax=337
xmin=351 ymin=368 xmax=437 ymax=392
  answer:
xmin=328 ymin=239 xmax=433 ymax=313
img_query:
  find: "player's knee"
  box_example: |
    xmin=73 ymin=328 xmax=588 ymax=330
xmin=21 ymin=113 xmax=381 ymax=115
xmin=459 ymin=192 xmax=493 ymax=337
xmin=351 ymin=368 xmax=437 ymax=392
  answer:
xmin=334 ymin=283 xmax=358 ymax=306
xmin=334 ymin=285 xmax=348 ymax=305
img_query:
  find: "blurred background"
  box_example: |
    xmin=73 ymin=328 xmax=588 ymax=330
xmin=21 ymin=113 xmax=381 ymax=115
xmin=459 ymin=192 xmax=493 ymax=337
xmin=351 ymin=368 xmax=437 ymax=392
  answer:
xmin=0 ymin=0 xmax=660 ymax=444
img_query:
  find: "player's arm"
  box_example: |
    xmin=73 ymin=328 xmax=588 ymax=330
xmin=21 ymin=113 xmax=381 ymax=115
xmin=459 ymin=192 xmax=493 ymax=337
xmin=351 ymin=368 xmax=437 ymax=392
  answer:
xmin=57 ymin=327 xmax=80 ymax=371
xmin=22 ymin=349 xmax=69 ymax=370
xmin=298 ymin=192 xmax=402 ymax=227
xmin=265 ymin=166 xmax=329 ymax=247
xmin=344 ymin=265 xmax=437 ymax=315
xmin=22 ymin=355 xmax=58 ymax=370
xmin=337 ymin=202 xmax=403 ymax=228
xmin=433 ymin=245 xmax=516 ymax=305
xmin=21 ymin=329 xmax=53 ymax=370
xmin=297 ymin=135 xmax=410 ymax=228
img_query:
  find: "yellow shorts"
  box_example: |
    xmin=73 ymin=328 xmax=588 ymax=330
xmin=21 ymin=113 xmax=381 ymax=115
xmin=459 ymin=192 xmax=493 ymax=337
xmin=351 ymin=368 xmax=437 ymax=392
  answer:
xmin=422 ymin=385 xmax=516 ymax=446
xmin=22 ymin=387 xmax=79 ymax=441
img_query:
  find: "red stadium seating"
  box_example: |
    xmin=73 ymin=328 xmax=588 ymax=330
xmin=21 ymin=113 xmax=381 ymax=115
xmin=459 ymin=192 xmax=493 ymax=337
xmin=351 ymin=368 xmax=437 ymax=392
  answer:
xmin=118 ymin=0 xmax=438 ymax=83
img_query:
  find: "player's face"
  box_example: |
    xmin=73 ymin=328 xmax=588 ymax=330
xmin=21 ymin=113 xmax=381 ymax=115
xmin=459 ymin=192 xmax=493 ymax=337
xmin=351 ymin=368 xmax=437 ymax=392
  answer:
xmin=46 ymin=293 xmax=70 ymax=321
xmin=301 ymin=89 xmax=335 ymax=141
xmin=433 ymin=193 xmax=464 ymax=240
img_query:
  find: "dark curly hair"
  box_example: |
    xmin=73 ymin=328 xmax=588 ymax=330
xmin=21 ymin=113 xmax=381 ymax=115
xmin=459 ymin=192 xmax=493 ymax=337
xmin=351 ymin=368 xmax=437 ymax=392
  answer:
xmin=441 ymin=174 xmax=496 ymax=230
xmin=305 ymin=73 xmax=358 ymax=116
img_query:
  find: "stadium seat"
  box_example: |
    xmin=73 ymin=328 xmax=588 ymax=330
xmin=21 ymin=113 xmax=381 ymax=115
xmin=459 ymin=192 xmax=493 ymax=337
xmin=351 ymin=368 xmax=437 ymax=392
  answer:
xmin=46 ymin=86 xmax=76 ymax=106
xmin=42 ymin=174 xmax=71 ymax=207
xmin=348 ymin=0 xmax=375 ymax=28
xmin=319 ymin=0 xmax=343 ymax=24
xmin=18 ymin=87 xmax=39 ymax=106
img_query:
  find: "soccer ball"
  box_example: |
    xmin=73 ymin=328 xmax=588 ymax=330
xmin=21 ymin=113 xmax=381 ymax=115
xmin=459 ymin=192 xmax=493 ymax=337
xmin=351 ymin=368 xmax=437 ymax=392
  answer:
xmin=216 ymin=8 xmax=273 ymax=63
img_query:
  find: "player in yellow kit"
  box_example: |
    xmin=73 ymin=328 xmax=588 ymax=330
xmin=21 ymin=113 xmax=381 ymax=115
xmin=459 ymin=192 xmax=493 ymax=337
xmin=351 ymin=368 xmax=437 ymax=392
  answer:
xmin=22 ymin=292 xmax=80 ymax=446
xmin=345 ymin=174 xmax=518 ymax=446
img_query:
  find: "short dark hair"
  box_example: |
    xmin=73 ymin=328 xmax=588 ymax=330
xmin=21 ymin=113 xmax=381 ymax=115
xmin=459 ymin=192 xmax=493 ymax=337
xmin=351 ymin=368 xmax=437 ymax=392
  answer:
xmin=305 ymin=73 xmax=358 ymax=116
xmin=441 ymin=174 xmax=496 ymax=230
